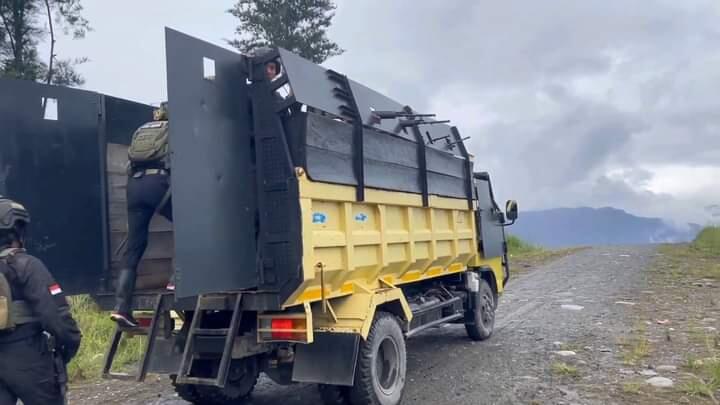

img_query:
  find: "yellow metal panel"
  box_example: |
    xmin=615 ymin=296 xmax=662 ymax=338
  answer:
xmin=312 ymin=287 xmax=412 ymax=339
xmin=284 ymin=173 xmax=502 ymax=308
xmin=469 ymin=256 xmax=506 ymax=293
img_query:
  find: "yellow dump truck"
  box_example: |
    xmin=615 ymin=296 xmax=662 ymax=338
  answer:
xmin=95 ymin=29 xmax=518 ymax=405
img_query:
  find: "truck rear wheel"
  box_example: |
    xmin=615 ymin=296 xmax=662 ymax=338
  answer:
xmin=173 ymin=357 xmax=259 ymax=404
xmin=349 ymin=312 xmax=406 ymax=405
xmin=318 ymin=384 xmax=349 ymax=405
xmin=464 ymin=278 xmax=496 ymax=341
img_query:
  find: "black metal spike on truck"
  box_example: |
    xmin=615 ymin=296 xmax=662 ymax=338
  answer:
xmin=0 ymin=28 xmax=518 ymax=405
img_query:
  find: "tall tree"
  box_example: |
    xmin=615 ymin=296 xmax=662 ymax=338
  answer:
xmin=0 ymin=0 xmax=90 ymax=86
xmin=228 ymin=0 xmax=343 ymax=64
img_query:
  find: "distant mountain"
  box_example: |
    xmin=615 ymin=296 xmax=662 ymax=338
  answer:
xmin=509 ymin=207 xmax=702 ymax=248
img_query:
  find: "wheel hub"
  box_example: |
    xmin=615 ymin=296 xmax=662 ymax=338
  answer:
xmin=480 ymin=292 xmax=495 ymax=326
xmin=376 ymin=336 xmax=400 ymax=395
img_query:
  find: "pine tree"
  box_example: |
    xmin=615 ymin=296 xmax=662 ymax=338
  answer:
xmin=0 ymin=0 xmax=90 ymax=86
xmin=228 ymin=0 xmax=344 ymax=64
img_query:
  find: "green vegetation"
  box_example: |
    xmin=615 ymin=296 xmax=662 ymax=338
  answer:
xmin=67 ymin=295 xmax=145 ymax=382
xmin=620 ymin=336 xmax=650 ymax=366
xmin=621 ymin=381 xmax=643 ymax=395
xmin=680 ymin=337 xmax=720 ymax=401
xmin=636 ymin=226 xmax=720 ymax=403
xmin=506 ymin=235 xmax=582 ymax=274
xmin=658 ymin=226 xmax=720 ymax=280
xmin=692 ymin=226 xmax=720 ymax=256
xmin=679 ymin=358 xmax=720 ymax=401
xmin=618 ymin=322 xmax=651 ymax=366
xmin=506 ymin=235 xmax=542 ymax=255
xmin=551 ymin=362 xmax=579 ymax=378
xmin=227 ymin=0 xmax=343 ymax=63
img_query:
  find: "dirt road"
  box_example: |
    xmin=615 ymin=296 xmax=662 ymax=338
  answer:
xmin=70 ymin=246 xmax=656 ymax=405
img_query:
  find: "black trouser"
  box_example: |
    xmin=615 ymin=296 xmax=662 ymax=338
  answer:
xmin=115 ymin=172 xmax=172 ymax=314
xmin=0 ymin=333 xmax=64 ymax=405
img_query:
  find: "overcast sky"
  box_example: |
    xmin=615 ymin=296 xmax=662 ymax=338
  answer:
xmin=49 ymin=0 xmax=720 ymax=226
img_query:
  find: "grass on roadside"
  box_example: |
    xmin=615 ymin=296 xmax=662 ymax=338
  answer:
xmin=679 ymin=348 xmax=720 ymax=400
xmin=630 ymin=225 xmax=720 ymax=403
xmin=657 ymin=226 xmax=720 ymax=280
xmin=506 ymin=235 xmax=542 ymax=255
xmin=622 ymin=381 xmax=644 ymax=395
xmin=67 ymin=295 xmax=145 ymax=382
xmin=551 ymin=362 xmax=579 ymax=378
xmin=619 ymin=323 xmax=651 ymax=366
xmin=506 ymin=235 xmax=582 ymax=274
xmin=692 ymin=227 xmax=720 ymax=256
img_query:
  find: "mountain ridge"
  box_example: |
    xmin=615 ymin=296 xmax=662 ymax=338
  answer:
xmin=509 ymin=206 xmax=701 ymax=248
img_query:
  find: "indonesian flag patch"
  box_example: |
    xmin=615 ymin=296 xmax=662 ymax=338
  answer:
xmin=49 ymin=284 xmax=63 ymax=296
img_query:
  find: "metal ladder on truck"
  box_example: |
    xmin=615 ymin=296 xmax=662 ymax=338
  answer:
xmin=174 ymin=293 xmax=244 ymax=387
xmin=102 ymin=292 xmax=175 ymax=381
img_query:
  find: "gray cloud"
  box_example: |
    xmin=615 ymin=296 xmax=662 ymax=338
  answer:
xmin=50 ymin=0 xmax=720 ymax=224
xmin=326 ymin=0 xmax=720 ymax=224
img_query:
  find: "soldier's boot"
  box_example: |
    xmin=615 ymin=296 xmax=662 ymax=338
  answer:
xmin=110 ymin=267 xmax=139 ymax=327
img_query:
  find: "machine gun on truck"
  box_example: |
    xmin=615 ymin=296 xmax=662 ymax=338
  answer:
xmin=0 ymin=28 xmax=518 ymax=405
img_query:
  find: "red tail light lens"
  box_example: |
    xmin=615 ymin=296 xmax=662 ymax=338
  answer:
xmin=271 ymin=318 xmax=295 ymax=340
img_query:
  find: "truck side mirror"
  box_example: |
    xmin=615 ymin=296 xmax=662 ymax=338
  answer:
xmin=505 ymin=200 xmax=518 ymax=222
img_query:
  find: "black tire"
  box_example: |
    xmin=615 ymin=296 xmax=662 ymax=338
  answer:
xmin=173 ymin=358 xmax=259 ymax=405
xmin=174 ymin=383 xmax=203 ymax=404
xmin=464 ymin=278 xmax=496 ymax=341
xmin=318 ymin=384 xmax=350 ymax=405
xmin=349 ymin=312 xmax=406 ymax=405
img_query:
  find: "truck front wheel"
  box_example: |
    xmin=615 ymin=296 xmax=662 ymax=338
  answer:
xmin=349 ymin=312 xmax=406 ymax=405
xmin=464 ymin=278 xmax=496 ymax=341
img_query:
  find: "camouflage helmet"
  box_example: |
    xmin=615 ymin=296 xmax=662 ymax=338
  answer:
xmin=153 ymin=101 xmax=168 ymax=121
xmin=0 ymin=197 xmax=30 ymax=231
xmin=250 ymin=46 xmax=274 ymax=58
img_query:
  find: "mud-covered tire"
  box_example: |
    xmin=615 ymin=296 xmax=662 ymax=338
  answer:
xmin=174 ymin=383 xmax=203 ymax=404
xmin=349 ymin=312 xmax=406 ymax=405
xmin=318 ymin=384 xmax=350 ymax=405
xmin=172 ymin=357 xmax=259 ymax=404
xmin=464 ymin=278 xmax=496 ymax=341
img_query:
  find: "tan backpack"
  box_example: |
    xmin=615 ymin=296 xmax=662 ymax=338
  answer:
xmin=0 ymin=256 xmax=15 ymax=330
xmin=0 ymin=249 xmax=37 ymax=331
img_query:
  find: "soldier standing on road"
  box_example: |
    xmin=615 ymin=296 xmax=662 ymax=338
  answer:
xmin=0 ymin=197 xmax=82 ymax=405
xmin=111 ymin=102 xmax=173 ymax=328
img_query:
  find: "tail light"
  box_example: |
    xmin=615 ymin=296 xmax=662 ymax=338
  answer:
xmin=258 ymin=308 xmax=313 ymax=343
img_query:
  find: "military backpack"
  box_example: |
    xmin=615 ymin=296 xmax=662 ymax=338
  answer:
xmin=128 ymin=120 xmax=170 ymax=165
xmin=0 ymin=249 xmax=37 ymax=331
xmin=0 ymin=270 xmax=13 ymax=330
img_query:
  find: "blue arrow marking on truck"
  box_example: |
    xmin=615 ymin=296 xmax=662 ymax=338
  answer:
xmin=312 ymin=212 xmax=327 ymax=224
xmin=355 ymin=213 xmax=368 ymax=222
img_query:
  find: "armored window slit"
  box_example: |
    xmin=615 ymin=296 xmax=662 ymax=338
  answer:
xmin=42 ymin=97 xmax=58 ymax=121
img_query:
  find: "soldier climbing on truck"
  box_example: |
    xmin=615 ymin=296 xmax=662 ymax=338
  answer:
xmin=111 ymin=102 xmax=174 ymax=328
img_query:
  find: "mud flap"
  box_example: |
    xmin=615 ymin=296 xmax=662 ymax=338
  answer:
xmin=292 ymin=332 xmax=360 ymax=386
xmin=164 ymin=28 xmax=257 ymax=298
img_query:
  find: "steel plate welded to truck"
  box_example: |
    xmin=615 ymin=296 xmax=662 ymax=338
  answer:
xmin=165 ymin=28 xmax=258 ymax=298
xmin=0 ymin=78 xmax=103 ymax=293
xmin=0 ymin=79 xmax=154 ymax=294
